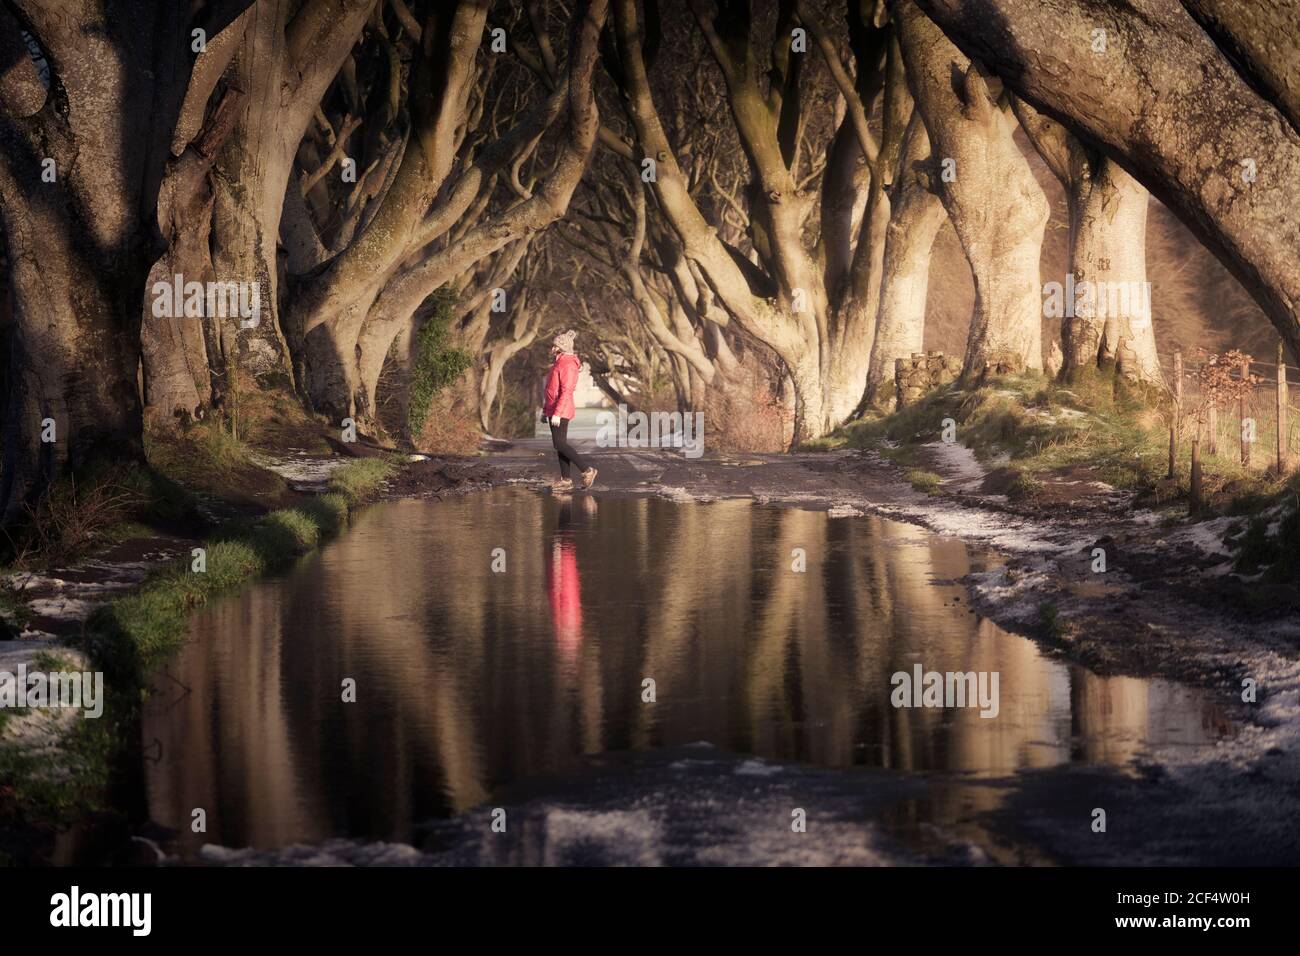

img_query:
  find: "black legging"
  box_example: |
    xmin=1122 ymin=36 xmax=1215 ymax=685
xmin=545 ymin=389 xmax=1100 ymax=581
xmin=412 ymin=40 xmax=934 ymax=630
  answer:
xmin=550 ymin=417 xmax=590 ymax=478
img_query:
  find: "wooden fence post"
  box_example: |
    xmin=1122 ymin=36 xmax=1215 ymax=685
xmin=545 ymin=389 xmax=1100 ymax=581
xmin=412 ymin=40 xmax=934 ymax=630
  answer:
xmin=1190 ymin=434 xmax=1202 ymax=514
xmin=1240 ymin=355 xmax=1251 ymax=469
xmin=1169 ymin=348 xmax=1182 ymax=478
xmin=1208 ymin=403 xmax=1218 ymax=456
xmin=1278 ymin=340 xmax=1289 ymax=473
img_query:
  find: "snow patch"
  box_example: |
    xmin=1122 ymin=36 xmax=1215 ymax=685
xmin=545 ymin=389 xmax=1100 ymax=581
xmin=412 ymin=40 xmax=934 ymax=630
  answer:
xmin=920 ymin=441 xmax=986 ymax=492
xmin=251 ymin=451 xmax=346 ymax=491
xmin=734 ymin=759 xmax=782 ymax=777
xmin=826 ymin=504 xmax=864 ymax=518
xmin=654 ymin=485 xmax=716 ymax=503
xmin=1169 ymin=515 xmax=1235 ymax=559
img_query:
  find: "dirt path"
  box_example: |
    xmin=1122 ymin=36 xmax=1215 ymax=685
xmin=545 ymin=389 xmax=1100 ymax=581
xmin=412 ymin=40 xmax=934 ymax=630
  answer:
xmin=492 ymin=437 xmax=1300 ymax=697
xmin=5 ymin=437 xmax=1295 ymax=867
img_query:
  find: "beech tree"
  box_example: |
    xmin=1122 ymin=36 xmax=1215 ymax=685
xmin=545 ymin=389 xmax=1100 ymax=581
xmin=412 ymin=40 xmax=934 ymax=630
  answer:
xmin=609 ymin=0 xmax=904 ymax=443
xmin=0 ymin=0 xmax=251 ymax=519
xmin=141 ymin=80 xmax=245 ymax=426
xmin=891 ymin=0 xmax=1048 ymax=377
xmin=1011 ymin=95 xmax=1161 ymax=383
xmin=291 ymin=0 xmax=610 ymax=429
xmin=205 ymin=0 xmax=378 ymax=391
xmin=864 ymin=114 xmax=945 ymax=406
xmin=911 ymin=0 xmax=1300 ymax=362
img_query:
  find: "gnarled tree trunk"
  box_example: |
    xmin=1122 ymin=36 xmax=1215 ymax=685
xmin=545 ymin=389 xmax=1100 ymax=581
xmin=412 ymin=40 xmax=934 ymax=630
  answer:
xmin=912 ymin=0 xmax=1300 ymax=363
xmin=893 ymin=0 xmax=1048 ymax=377
xmin=209 ymin=0 xmax=376 ymax=395
xmin=0 ymin=0 xmax=202 ymax=519
xmin=1011 ymin=96 xmax=1161 ymax=383
xmin=865 ymin=117 xmax=946 ymax=407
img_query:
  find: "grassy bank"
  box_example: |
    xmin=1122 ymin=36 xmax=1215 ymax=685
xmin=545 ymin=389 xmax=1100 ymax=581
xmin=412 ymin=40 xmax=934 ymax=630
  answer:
xmin=820 ymin=371 xmax=1167 ymax=482
xmin=828 ymin=370 xmax=1289 ymax=502
xmin=817 ymin=370 xmax=1300 ymax=576
xmin=89 ymin=456 xmax=396 ymax=673
xmin=0 ymin=439 xmax=397 ymax=862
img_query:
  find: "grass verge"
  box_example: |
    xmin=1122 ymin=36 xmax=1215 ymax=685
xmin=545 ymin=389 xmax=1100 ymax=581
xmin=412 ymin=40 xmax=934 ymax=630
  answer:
xmin=89 ymin=458 xmax=394 ymax=672
xmin=905 ymin=469 xmax=942 ymax=495
xmin=0 ymin=457 xmax=397 ymax=860
xmin=838 ymin=369 xmax=1290 ymax=510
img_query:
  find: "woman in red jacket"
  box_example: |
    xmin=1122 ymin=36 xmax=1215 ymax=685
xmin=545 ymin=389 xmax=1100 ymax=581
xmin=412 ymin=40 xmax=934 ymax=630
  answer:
xmin=543 ymin=329 xmax=597 ymax=491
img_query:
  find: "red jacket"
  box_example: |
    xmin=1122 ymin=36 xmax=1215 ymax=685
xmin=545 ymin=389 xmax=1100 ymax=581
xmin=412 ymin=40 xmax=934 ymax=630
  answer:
xmin=543 ymin=352 xmax=581 ymax=419
xmin=548 ymin=538 xmax=582 ymax=661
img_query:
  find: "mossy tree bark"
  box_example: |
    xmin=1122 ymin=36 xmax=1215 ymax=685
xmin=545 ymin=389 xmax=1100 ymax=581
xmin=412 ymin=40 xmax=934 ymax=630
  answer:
xmin=0 ymin=0 xmax=244 ymax=519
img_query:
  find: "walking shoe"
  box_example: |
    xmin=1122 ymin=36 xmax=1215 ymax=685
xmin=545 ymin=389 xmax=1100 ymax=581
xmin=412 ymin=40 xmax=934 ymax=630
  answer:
xmin=580 ymin=467 xmax=598 ymax=489
xmin=551 ymin=478 xmax=574 ymax=492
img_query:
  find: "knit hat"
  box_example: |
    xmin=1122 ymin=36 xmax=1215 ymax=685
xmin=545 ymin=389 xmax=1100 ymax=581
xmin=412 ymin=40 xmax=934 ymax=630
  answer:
xmin=552 ymin=329 xmax=577 ymax=353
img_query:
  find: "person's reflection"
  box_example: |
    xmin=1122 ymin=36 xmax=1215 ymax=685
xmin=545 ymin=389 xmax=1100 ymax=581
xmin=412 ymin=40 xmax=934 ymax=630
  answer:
xmin=548 ymin=496 xmax=597 ymax=663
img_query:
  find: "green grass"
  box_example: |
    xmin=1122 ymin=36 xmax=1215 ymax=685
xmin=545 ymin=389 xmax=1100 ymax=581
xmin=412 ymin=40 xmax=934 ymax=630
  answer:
xmin=1231 ymin=479 xmax=1300 ymax=580
xmin=0 ymin=710 xmax=113 ymax=839
xmin=0 ymin=648 xmax=114 ymax=854
xmin=30 ymin=651 xmax=74 ymax=672
xmin=327 ymin=458 xmax=398 ymax=501
xmin=842 ymin=371 xmax=1162 ymax=481
xmin=1038 ymin=602 xmax=1070 ymax=640
xmin=1005 ymin=467 xmax=1045 ymax=503
xmin=0 ymin=588 xmax=29 ymax=638
xmin=89 ymin=466 xmax=388 ymax=672
xmin=1 ymin=460 xmax=197 ymax=569
xmin=905 ymin=469 xmax=942 ymax=494
xmin=838 ymin=368 xmax=1288 ymax=505
xmin=144 ymin=420 xmax=250 ymax=489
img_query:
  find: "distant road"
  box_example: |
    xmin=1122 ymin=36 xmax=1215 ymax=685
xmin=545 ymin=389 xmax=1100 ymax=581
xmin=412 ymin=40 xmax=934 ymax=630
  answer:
xmin=532 ymin=405 xmax=609 ymax=441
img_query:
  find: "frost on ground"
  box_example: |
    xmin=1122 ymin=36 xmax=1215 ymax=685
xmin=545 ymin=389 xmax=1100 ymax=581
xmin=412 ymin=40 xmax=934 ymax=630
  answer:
xmin=1162 ymin=515 xmax=1235 ymax=560
xmin=0 ymin=641 xmax=91 ymax=778
xmin=826 ymin=503 xmax=864 ymax=518
xmin=250 ymin=451 xmax=347 ymax=492
xmin=196 ymin=746 xmax=977 ymax=867
xmin=919 ymin=441 xmax=986 ymax=493
xmin=6 ymin=551 xmax=179 ymax=636
xmin=653 ymin=485 xmax=718 ymax=504
xmin=871 ymin=497 xmax=1067 ymax=555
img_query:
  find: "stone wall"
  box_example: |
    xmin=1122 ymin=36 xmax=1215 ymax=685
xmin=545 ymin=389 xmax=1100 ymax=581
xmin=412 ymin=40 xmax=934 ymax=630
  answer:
xmin=894 ymin=351 xmax=962 ymax=407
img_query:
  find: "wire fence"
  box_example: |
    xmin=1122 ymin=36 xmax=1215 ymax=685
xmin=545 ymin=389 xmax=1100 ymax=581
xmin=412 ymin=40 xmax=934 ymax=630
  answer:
xmin=1162 ymin=342 xmax=1298 ymax=475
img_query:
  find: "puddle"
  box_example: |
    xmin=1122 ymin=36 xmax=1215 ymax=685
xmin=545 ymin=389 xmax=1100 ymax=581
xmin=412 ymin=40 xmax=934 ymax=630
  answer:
xmin=134 ymin=487 xmax=1234 ymax=860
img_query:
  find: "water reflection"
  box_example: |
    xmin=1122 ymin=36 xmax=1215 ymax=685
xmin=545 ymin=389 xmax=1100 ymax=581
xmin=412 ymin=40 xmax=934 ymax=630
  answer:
xmin=549 ymin=496 xmax=596 ymax=667
xmin=142 ymin=488 xmax=1231 ymax=853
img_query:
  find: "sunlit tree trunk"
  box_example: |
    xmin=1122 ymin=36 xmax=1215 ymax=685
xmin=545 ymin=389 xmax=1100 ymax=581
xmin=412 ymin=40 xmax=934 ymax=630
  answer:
xmin=1012 ymin=96 xmax=1161 ymax=383
xmin=208 ymin=0 xmax=376 ymax=394
xmin=894 ymin=0 xmax=1048 ymax=377
xmin=865 ymin=117 xmax=946 ymax=407
xmin=913 ymin=0 xmax=1300 ymax=362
